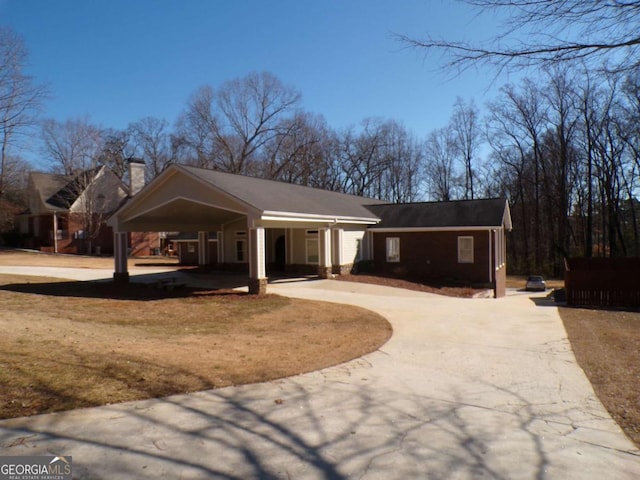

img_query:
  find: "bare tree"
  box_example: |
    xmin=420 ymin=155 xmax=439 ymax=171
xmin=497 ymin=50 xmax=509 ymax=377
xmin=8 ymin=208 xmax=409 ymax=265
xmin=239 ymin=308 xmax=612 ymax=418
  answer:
xmin=98 ymin=128 xmax=135 ymax=179
xmin=128 ymin=116 xmax=173 ymax=181
xmin=261 ymin=111 xmax=337 ymax=186
xmin=0 ymin=27 xmax=46 ymax=201
xmin=398 ymin=1 xmax=640 ymax=74
xmin=0 ymin=154 xmax=30 ymax=234
xmin=41 ymin=117 xmax=103 ymax=175
xmin=424 ymin=126 xmax=458 ymax=201
xmin=176 ymin=72 xmax=301 ymax=174
xmin=450 ymin=97 xmax=481 ymax=199
xmin=378 ymin=120 xmax=424 ymax=203
xmin=338 ymin=118 xmax=390 ymax=198
xmin=40 ymin=117 xmax=109 ymax=254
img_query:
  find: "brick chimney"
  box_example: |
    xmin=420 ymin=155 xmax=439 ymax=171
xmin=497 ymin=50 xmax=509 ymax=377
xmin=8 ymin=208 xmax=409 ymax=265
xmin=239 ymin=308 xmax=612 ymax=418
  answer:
xmin=128 ymin=158 xmax=145 ymax=196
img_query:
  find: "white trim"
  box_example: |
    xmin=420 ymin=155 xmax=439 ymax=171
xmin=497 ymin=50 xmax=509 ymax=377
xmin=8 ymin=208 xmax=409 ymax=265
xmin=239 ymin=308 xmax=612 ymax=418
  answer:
xmin=261 ymin=211 xmax=379 ymax=225
xmin=386 ymin=237 xmax=400 ymax=263
xmin=457 ymin=236 xmax=474 ymax=263
xmin=372 ymin=226 xmax=500 ymax=233
xmin=122 ymin=196 xmax=246 ymax=224
xmin=235 ymin=238 xmax=247 ymax=262
xmin=488 ymin=230 xmax=493 ymax=281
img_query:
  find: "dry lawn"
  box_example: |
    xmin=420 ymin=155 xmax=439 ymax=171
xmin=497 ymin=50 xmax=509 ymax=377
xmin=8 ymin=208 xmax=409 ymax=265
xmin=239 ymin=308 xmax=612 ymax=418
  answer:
xmin=0 ymin=249 xmax=179 ymax=269
xmin=558 ymin=306 xmax=640 ymax=446
xmin=0 ymin=269 xmax=391 ymax=419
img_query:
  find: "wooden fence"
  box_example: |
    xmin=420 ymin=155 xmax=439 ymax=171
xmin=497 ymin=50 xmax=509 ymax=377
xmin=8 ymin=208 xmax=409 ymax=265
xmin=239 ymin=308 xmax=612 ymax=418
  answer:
xmin=565 ymin=257 xmax=640 ymax=308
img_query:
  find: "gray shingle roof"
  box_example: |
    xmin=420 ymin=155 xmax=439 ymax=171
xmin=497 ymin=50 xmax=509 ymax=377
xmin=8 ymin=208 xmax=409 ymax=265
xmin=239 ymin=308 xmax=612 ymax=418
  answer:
xmin=180 ymin=165 xmax=386 ymax=220
xmin=30 ymin=168 xmax=102 ymax=211
xmin=365 ymin=198 xmax=510 ymax=229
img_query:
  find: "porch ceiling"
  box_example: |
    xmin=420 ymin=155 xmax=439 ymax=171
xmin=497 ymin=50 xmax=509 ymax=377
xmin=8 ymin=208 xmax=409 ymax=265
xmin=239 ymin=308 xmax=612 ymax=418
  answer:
xmin=120 ymin=198 xmax=245 ymax=232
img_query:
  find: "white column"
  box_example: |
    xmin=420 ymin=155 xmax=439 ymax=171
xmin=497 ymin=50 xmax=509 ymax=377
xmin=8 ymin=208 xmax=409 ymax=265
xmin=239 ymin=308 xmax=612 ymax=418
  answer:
xmin=248 ymin=226 xmax=267 ymax=294
xmin=53 ymin=213 xmax=58 ymax=254
xmin=197 ymin=231 xmax=210 ymax=266
xmin=332 ymin=228 xmax=344 ymax=274
xmin=217 ymin=230 xmax=224 ymax=263
xmin=113 ymin=232 xmax=129 ymax=283
xmin=318 ymin=227 xmax=332 ymax=278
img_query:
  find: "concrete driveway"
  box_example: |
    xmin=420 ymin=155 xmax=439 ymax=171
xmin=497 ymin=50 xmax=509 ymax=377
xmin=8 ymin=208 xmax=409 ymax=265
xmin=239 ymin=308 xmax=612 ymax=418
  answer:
xmin=0 ymin=267 xmax=639 ymax=479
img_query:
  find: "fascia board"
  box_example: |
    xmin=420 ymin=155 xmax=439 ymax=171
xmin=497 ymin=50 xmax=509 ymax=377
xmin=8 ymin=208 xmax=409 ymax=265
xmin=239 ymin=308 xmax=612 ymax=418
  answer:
xmin=261 ymin=210 xmax=380 ymax=225
xmin=503 ymin=201 xmax=513 ymax=231
xmin=370 ymin=226 xmax=499 ymax=233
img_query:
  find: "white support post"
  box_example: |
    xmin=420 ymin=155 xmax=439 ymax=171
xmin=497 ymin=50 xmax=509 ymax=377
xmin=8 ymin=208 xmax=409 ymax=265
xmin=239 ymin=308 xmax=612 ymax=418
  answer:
xmin=217 ymin=230 xmax=224 ymax=264
xmin=113 ymin=232 xmax=129 ymax=283
xmin=197 ymin=231 xmax=210 ymax=267
xmin=318 ymin=227 xmax=332 ymax=278
xmin=52 ymin=213 xmax=58 ymax=254
xmin=248 ymin=226 xmax=267 ymax=294
xmin=332 ymin=228 xmax=344 ymax=275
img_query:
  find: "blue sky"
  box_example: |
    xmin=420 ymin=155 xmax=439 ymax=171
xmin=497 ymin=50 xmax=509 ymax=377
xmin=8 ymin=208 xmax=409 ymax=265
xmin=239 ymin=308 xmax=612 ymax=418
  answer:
xmin=1 ymin=0 xmax=509 ymax=140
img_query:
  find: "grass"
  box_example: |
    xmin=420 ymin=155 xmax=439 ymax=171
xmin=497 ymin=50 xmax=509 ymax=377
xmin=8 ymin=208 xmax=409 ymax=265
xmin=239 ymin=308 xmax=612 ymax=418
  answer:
xmin=0 ymin=273 xmax=391 ymax=419
xmin=558 ymin=305 xmax=640 ymax=447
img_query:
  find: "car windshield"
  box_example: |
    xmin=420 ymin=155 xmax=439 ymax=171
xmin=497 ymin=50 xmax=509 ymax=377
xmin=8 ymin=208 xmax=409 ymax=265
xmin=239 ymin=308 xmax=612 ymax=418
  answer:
xmin=527 ymin=276 xmax=543 ymax=282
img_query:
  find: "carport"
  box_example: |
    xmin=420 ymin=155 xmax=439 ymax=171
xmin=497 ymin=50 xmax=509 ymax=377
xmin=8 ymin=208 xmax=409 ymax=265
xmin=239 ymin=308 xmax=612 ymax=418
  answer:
xmin=107 ymin=164 xmax=382 ymax=294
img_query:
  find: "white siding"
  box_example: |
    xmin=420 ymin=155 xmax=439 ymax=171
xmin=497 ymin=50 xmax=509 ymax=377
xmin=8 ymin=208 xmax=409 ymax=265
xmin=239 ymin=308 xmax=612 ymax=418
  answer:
xmin=341 ymin=228 xmax=366 ymax=264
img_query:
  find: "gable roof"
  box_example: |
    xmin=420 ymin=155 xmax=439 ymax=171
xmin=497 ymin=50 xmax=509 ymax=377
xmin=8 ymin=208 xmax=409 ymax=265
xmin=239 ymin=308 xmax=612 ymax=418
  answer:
xmin=31 ymin=169 xmax=102 ymax=211
xmin=29 ymin=166 xmax=129 ymax=213
xmin=179 ymin=165 xmax=386 ymax=221
xmin=365 ymin=198 xmax=512 ymax=230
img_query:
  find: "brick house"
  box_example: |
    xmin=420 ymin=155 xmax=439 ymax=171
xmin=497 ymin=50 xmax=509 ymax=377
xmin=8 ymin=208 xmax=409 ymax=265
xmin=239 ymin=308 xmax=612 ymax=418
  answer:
xmin=107 ymin=165 xmax=512 ymax=297
xmin=17 ymin=160 xmax=159 ymax=256
xmin=365 ymin=199 xmax=512 ymax=297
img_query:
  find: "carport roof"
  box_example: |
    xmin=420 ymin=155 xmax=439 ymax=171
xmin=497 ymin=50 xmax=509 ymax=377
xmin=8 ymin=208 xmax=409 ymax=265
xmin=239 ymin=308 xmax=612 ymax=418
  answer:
xmin=178 ymin=165 xmax=385 ymax=221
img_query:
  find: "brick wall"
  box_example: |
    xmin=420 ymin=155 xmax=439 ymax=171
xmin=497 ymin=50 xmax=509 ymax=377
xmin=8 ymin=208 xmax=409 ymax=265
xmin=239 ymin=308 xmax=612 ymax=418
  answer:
xmin=371 ymin=230 xmax=493 ymax=286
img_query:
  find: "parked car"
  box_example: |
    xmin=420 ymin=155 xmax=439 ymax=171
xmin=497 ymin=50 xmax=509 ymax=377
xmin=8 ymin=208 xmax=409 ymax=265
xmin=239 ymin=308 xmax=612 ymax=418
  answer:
xmin=526 ymin=275 xmax=546 ymax=291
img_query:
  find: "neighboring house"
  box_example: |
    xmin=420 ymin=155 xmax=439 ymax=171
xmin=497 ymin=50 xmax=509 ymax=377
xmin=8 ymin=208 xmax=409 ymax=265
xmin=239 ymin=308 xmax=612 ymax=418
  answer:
xmin=163 ymin=232 xmax=218 ymax=265
xmin=17 ymin=160 xmax=159 ymax=256
xmin=108 ymin=164 xmax=512 ymax=297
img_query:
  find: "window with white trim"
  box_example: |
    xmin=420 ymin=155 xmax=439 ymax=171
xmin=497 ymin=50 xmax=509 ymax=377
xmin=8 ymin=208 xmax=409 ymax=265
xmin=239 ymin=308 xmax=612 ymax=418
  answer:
xmin=386 ymin=237 xmax=400 ymax=263
xmin=235 ymin=231 xmax=247 ymax=262
xmin=306 ymin=238 xmax=319 ymax=264
xmin=458 ymin=236 xmax=474 ymax=263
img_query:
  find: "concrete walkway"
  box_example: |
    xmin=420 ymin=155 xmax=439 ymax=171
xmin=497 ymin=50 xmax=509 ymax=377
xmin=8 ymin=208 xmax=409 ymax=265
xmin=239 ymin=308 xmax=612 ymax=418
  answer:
xmin=0 ymin=267 xmax=639 ymax=479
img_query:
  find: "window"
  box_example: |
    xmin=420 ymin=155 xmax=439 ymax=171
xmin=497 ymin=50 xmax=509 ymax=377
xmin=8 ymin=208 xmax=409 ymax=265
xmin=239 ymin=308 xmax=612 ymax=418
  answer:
xmin=235 ymin=231 xmax=247 ymax=262
xmin=458 ymin=236 xmax=474 ymax=263
xmin=386 ymin=237 xmax=400 ymax=262
xmin=306 ymin=238 xmax=319 ymax=264
xmin=235 ymin=240 xmax=246 ymax=262
xmin=187 ymin=242 xmax=196 ymax=254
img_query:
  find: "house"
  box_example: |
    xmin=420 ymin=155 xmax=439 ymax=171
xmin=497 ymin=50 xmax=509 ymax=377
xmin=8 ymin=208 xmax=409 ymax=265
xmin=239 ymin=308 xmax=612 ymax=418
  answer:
xmin=163 ymin=231 xmax=218 ymax=265
xmin=17 ymin=160 xmax=160 ymax=256
xmin=365 ymin=199 xmax=512 ymax=297
xmin=107 ymin=164 xmax=512 ymax=297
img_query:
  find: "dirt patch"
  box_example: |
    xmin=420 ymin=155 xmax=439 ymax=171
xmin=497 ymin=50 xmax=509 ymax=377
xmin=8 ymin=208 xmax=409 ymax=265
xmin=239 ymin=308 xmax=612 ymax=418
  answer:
xmin=0 ymin=274 xmax=391 ymax=419
xmin=558 ymin=306 xmax=640 ymax=447
xmin=337 ymin=274 xmax=487 ymax=298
